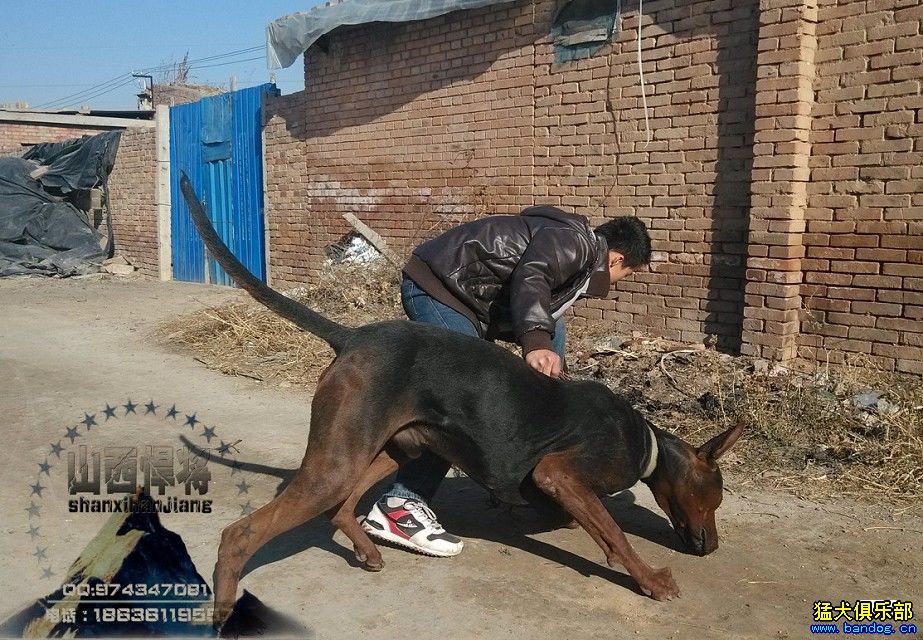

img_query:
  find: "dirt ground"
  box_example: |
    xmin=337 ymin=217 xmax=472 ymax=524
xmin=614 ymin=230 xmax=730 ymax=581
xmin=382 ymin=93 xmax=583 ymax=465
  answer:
xmin=1 ymin=276 xmax=920 ymax=639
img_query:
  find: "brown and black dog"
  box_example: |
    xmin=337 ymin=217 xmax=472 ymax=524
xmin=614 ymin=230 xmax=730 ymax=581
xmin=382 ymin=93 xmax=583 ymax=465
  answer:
xmin=179 ymin=176 xmax=744 ymax=623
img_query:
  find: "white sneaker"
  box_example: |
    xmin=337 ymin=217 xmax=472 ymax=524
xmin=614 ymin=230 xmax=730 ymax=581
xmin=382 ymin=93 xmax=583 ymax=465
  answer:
xmin=361 ymin=497 xmax=464 ymax=557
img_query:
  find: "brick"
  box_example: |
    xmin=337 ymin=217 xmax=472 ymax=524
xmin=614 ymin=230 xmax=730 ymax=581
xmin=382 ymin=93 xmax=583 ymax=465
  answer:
xmin=826 ymin=287 xmax=876 ymax=301
xmin=822 ymin=338 xmax=874 ymax=353
xmin=855 ymin=248 xmax=907 ymax=261
xmin=805 ymin=272 xmax=853 ymax=286
xmin=830 ymin=260 xmax=880 ymax=274
xmin=805 ymin=297 xmax=850 ymax=312
xmin=883 ymin=263 xmax=923 ymax=276
xmin=852 ymin=301 xmax=903 ymax=316
xmin=814 ymin=323 xmax=850 ymax=338
xmin=829 ymin=235 xmax=880 ymax=248
xmin=852 ymin=274 xmax=904 ymax=288
xmin=882 ymin=235 xmax=923 ymax=249
xmin=828 ymin=312 xmax=877 ymax=327
xmin=879 ymin=289 xmax=923 ymax=304
xmin=856 ymin=222 xmax=908 ymax=234
xmin=874 ymin=343 xmax=923 ymax=361
xmin=897 ymin=359 xmax=923 ymax=374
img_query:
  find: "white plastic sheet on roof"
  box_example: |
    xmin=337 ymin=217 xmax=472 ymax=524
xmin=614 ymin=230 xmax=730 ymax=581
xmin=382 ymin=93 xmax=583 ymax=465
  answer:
xmin=266 ymin=0 xmax=519 ymax=69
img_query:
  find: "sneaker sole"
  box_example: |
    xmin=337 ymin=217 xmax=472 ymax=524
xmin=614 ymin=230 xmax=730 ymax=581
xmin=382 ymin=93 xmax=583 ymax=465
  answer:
xmin=361 ymin=521 xmax=463 ymax=558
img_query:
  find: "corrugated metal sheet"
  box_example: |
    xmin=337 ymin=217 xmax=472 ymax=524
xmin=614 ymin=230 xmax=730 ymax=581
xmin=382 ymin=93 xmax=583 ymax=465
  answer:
xmin=205 ymin=158 xmax=234 ymax=285
xmin=169 ymin=100 xmax=205 ymax=283
xmin=169 ymin=83 xmax=278 ymax=284
xmin=228 ymin=84 xmax=272 ymax=284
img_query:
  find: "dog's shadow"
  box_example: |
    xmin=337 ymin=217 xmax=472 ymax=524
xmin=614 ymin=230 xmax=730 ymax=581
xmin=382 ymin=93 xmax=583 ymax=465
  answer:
xmin=425 ymin=476 xmax=685 ymax=594
xmin=180 ymin=438 xmax=681 ymax=591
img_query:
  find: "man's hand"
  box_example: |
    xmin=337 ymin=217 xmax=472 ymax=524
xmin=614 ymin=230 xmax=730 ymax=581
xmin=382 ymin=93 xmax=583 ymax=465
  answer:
xmin=526 ymin=349 xmax=563 ymax=378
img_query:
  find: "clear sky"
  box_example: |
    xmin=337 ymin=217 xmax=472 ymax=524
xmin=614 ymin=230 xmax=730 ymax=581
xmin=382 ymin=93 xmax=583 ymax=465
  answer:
xmin=0 ymin=2 xmax=322 ymax=110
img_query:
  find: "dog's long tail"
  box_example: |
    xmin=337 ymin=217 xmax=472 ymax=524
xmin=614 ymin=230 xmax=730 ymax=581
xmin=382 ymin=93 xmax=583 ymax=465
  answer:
xmin=180 ymin=174 xmax=348 ymax=352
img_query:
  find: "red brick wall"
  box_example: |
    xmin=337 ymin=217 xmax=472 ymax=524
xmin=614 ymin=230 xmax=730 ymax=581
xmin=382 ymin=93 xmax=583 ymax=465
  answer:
xmin=264 ymin=2 xmax=538 ymax=286
xmin=0 ymin=122 xmax=109 ymax=156
xmin=535 ymin=1 xmax=758 ymax=351
xmin=264 ymin=0 xmax=759 ymax=351
xmin=108 ymin=128 xmax=159 ymax=276
xmin=801 ymin=0 xmax=922 ymax=374
xmin=261 ymin=0 xmax=923 ymax=372
xmin=263 ymin=91 xmax=309 ymax=286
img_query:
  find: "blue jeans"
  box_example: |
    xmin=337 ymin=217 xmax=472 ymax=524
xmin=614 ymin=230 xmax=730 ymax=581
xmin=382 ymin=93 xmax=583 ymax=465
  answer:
xmin=386 ymin=276 xmax=566 ymax=503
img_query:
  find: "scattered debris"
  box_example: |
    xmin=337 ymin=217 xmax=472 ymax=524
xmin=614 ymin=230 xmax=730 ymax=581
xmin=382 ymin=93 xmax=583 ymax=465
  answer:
xmin=325 ymin=233 xmax=381 ymax=265
xmin=852 ymin=389 xmax=884 ymax=410
xmin=101 ymin=254 xmax=135 ymax=276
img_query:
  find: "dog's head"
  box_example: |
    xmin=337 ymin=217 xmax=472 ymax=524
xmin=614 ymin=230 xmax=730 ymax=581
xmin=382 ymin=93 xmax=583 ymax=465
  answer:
xmin=642 ymin=420 xmax=744 ymax=556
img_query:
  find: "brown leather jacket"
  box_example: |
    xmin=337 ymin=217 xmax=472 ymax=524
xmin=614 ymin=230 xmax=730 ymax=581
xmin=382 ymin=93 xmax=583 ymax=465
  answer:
xmin=403 ymin=205 xmax=611 ymax=353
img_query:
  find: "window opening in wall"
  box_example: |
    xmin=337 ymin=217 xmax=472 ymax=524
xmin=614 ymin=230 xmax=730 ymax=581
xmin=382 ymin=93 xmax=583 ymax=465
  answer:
xmin=551 ymin=0 xmax=622 ymax=62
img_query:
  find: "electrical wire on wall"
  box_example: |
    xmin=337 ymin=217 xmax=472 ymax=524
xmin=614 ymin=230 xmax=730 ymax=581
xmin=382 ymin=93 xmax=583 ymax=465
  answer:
xmin=638 ymin=0 xmax=652 ymax=147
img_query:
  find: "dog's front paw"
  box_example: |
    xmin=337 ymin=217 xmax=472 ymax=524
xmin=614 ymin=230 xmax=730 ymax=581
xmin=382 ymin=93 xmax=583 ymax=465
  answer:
xmin=638 ymin=566 xmax=680 ymax=601
xmin=354 ymin=544 xmax=384 ymax=571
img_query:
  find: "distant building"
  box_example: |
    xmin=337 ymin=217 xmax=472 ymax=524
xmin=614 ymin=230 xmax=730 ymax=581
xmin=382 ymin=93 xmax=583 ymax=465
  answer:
xmin=137 ymin=83 xmax=223 ymax=109
xmin=0 ymin=108 xmax=153 ymax=156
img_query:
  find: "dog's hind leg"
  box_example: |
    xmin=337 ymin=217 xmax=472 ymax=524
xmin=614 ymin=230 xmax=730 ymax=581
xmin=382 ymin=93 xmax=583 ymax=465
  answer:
xmin=212 ymin=456 xmax=365 ymax=623
xmin=213 ymin=360 xmax=389 ymax=625
xmin=531 ymin=450 xmax=680 ymax=602
xmin=325 ymin=446 xmax=401 ymax=571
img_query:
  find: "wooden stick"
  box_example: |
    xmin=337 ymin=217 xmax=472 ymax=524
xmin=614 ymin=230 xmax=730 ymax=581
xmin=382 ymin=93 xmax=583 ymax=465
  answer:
xmin=862 ymin=526 xmax=923 ymax=534
xmin=342 ymin=212 xmax=402 ymax=267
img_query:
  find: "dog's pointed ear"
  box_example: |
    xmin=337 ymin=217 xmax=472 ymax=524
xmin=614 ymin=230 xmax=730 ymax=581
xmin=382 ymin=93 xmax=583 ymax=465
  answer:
xmin=697 ymin=419 xmax=745 ymax=462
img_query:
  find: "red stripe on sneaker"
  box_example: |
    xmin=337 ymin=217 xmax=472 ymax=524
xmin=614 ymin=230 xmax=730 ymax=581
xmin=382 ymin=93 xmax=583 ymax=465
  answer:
xmin=386 ymin=517 xmax=412 ymax=539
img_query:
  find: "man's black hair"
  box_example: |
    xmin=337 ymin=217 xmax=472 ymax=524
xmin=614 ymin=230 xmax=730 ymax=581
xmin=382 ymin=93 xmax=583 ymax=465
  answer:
xmin=594 ymin=217 xmax=652 ymax=268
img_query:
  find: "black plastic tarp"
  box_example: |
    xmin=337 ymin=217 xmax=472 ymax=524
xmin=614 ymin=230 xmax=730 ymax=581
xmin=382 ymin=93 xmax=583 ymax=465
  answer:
xmin=0 ymin=131 xmax=121 ymax=276
xmin=22 ymin=130 xmax=121 ymax=194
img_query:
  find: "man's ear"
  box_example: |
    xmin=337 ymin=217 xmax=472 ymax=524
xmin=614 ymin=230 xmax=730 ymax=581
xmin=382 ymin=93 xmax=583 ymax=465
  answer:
xmin=608 ymin=251 xmax=624 ymax=268
xmin=697 ymin=419 xmax=745 ymax=462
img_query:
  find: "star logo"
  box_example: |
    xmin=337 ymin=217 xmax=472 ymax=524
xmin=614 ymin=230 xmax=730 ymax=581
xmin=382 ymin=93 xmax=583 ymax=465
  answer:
xmin=240 ymin=521 xmax=254 ymax=539
xmin=65 ymin=425 xmax=82 ymax=444
xmin=22 ymin=398 xmax=250 ymax=585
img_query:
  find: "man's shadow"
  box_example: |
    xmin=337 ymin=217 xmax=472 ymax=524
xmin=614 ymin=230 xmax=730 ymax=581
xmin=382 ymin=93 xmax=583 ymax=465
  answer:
xmin=182 ymin=438 xmax=682 ymax=593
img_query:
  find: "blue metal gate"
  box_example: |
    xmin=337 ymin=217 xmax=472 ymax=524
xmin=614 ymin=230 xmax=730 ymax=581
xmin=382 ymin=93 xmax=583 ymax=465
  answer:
xmin=169 ymin=83 xmax=278 ymax=284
